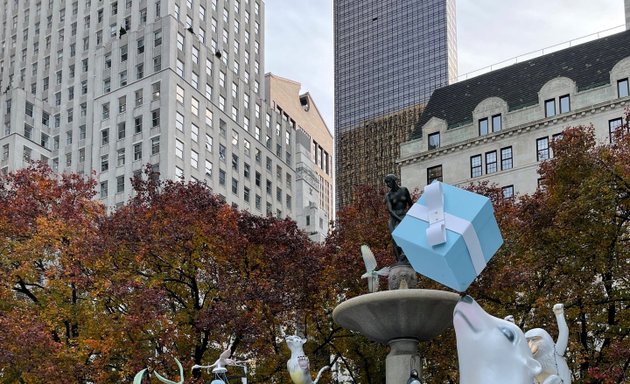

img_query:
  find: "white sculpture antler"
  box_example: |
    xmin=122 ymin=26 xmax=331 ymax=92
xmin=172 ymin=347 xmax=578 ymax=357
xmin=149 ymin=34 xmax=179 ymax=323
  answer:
xmin=360 ymin=244 xmax=390 ymax=292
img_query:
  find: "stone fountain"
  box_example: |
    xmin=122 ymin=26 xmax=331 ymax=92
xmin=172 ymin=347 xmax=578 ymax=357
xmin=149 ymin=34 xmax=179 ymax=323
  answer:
xmin=333 ymin=264 xmax=459 ymax=384
xmin=333 ymin=175 xmax=459 ymax=383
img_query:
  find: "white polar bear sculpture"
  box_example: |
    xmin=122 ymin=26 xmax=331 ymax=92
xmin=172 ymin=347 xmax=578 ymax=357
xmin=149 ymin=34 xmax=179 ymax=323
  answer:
xmin=525 ymin=303 xmax=571 ymax=384
xmin=285 ymin=335 xmax=329 ymax=384
xmin=454 ymin=296 xmax=542 ymax=384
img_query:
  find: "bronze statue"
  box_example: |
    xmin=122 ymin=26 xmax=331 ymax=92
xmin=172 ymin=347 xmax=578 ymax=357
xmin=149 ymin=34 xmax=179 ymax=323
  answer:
xmin=384 ymin=174 xmax=413 ymax=263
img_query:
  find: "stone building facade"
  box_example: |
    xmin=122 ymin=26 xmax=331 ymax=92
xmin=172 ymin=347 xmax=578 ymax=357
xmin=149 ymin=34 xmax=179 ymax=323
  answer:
xmin=399 ymin=30 xmax=630 ymax=197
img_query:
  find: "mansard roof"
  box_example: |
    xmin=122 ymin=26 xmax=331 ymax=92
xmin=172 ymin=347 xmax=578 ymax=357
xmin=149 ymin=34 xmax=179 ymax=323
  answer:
xmin=411 ymin=29 xmax=630 ymax=139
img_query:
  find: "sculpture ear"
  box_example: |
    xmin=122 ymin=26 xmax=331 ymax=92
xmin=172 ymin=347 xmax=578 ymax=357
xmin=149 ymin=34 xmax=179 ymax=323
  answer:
xmin=527 ymin=356 xmax=542 ymax=376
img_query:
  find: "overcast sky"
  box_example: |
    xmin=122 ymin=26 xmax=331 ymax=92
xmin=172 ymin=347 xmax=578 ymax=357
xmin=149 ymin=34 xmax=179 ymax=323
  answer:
xmin=264 ymin=0 xmax=626 ymax=133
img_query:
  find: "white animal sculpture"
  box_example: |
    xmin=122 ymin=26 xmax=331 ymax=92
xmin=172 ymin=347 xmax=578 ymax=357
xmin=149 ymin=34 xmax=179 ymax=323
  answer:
xmin=133 ymin=357 xmax=184 ymax=384
xmin=360 ymin=244 xmax=390 ymax=292
xmin=525 ymin=303 xmax=571 ymax=384
xmin=453 ymin=296 xmax=542 ymax=384
xmin=191 ymin=347 xmax=246 ymax=372
xmin=285 ymin=335 xmax=330 ymax=384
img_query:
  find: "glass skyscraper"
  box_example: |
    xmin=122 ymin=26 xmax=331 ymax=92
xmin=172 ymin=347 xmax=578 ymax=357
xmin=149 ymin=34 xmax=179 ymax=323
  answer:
xmin=334 ymin=0 xmax=457 ymax=207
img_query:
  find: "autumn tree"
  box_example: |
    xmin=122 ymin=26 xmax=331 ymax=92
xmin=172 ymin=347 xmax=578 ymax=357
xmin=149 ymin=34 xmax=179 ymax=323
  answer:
xmin=463 ymin=123 xmax=630 ymax=383
xmin=0 ymin=163 xmax=105 ymax=383
xmin=94 ymin=169 xmax=335 ymax=383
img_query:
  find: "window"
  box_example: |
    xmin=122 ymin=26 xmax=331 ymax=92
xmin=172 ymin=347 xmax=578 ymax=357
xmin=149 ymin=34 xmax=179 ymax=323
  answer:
xmin=102 ymin=103 xmax=110 ymax=119
xmin=219 ymin=169 xmax=226 ymax=185
xmin=100 ymin=181 xmax=108 ymax=198
xmin=134 ymin=116 xmax=143 ymax=134
xmin=176 ymin=112 xmax=184 ymax=131
xmin=136 ymin=63 xmax=144 ymax=79
xmin=255 ymin=171 xmax=261 ymax=187
xmin=618 ymin=78 xmax=629 ymax=98
xmin=118 ymin=96 xmax=126 ymax=113
xmin=232 ymin=178 xmax=238 ymax=194
xmin=609 ymin=118 xmax=624 ymax=143
xmin=485 ymin=151 xmax=497 ymax=174
xmin=219 ymin=144 xmax=226 ymax=160
xmin=154 ymin=30 xmax=162 ymax=46
xmin=244 ymin=163 xmax=250 ymax=178
xmin=152 ymin=109 xmax=160 ymax=127
xmin=491 ymin=114 xmax=502 ymax=132
xmin=191 ymin=97 xmax=199 ymax=116
xmin=101 ymin=129 xmax=110 ymax=145
xmin=137 ymin=38 xmax=145 ymax=54
xmin=135 ymin=90 xmax=144 ymax=106
xmin=117 ymin=148 xmax=125 ymax=166
xmin=176 ymin=59 xmax=184 ymax=76
xmin=500 ymin=146 xmax=513 ymax=170
xmin=176 ymin=85 xmax=184 ymax=103
xmin=192 ymin=46 xmax=199 ymax=64
xmin=177 ymin=33 xmax=184 ymax=51
xmin=479 ymin=118 xmax=488 ymax=136
xmin=470 ymin=155 xmax=482 ymax=177
xmin=244 ymin=187 xmax=250 ymax=202
xmin=175 ymin=167 xmax=184 ymax=179
xmin=120 ymin=45 xmax=128 ymax=61
xmin=545 ymin=99 xmax=555 ymax=117
xmin=191 ymin=150 xmax=198 ymax=168
xmin=153 ymin=55 xmax=162 ymax=71
xmin=116 ymin=176 xmax=125 ymax=193
xmin=151 ymin=136 xmax=160 ymax=155
xmin=118 ymin=122 xmax=126 ymax=139
xmin=427 ymin=165 xmax=443 ymax=184
xmin=266 ymin=180 xmax=272 ymax=195
xmin=120 ymin=70 xmax=128 ymax=86
xmin=559 ymin=95 xmax=570 ymax=114
xmin=205 ymin=160 xmax=213 ymax=177
xmin=101 ymin=155 xmax=109 ymax=171
xmin=25 ymin=102 xmax=34 ymax=117
xmin=232 ymin=154 xmax=239 ymax=170
xmin=502 ymin=185 xmax=514 ymax=199
xmin=428 ymin=132 xmax=440 ymax=150
xmin=175 ymin=139 xmax=184 ymax=158
xmin=152 ymin=82 xmax=160 ymax=100
xmin=536 ymin=137 xmax=550 ymax=161
xmin=191 ymin=124 xmax=199 ymax=142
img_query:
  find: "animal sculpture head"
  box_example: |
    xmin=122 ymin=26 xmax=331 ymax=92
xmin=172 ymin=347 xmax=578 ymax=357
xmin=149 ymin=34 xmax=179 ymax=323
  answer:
xmin=453 ymin=296 xmax=542 ymax=384
xmin=285 ymin=335 xmax=307 ymax=352
xmin=524 ymin=328 xmax=555 ymax=358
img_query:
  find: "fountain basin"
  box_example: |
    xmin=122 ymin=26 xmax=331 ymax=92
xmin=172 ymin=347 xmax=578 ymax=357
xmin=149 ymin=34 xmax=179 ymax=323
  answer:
xmin=332 ymin=289 xmax=459 ymax=344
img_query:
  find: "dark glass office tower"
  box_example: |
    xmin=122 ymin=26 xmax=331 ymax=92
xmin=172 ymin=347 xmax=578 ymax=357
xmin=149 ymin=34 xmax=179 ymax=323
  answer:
xmin=334 ymin=0 xmax=457 ymax=208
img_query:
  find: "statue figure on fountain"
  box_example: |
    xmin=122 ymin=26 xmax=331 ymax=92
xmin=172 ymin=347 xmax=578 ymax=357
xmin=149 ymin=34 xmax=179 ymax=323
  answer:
xmin=384 ymin=174 xmax=413 ymax=264
xmin=383 ymin=174 xmax=417 ymax=289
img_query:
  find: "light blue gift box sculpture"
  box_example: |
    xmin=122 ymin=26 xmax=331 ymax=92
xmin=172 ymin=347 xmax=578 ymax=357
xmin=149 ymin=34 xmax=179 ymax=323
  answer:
xmin=392 ymin=181 xmax=503 ymax=292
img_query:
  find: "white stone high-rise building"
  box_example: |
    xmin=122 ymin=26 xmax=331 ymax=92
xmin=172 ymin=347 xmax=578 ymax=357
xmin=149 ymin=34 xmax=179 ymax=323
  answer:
xmin=0 ymin=0 xmax=307 ymax=221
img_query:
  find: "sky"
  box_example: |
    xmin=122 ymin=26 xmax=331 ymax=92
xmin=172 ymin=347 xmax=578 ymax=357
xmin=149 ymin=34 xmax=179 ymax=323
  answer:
xmin=264 ymin=0 xmax=626 ymax=133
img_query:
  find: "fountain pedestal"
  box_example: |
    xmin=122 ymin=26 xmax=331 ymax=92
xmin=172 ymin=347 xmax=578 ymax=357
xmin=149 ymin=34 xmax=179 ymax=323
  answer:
xmin=333 ymin=288 xmax=459 ymax=383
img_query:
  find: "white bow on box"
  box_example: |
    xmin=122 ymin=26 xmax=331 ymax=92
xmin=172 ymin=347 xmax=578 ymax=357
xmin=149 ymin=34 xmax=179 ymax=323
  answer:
xmin=406 ymin=182 xmax=487 ymax=275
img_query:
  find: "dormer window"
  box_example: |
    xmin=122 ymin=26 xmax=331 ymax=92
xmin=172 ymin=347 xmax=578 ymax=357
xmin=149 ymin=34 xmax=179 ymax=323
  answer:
xmin=491 ymin=114 xmax=502 ymax=132
xmin=479 ymin=114 xmax=501 ymax=136
xmin=545 ymin=94 xmax=570 ymax=117
xmin=559 ymin=95 xmax=570 ymax=113
xmin=428 ymin=132 xmax=440 ymax=150
xmin=479 ymin=118 xmax=488 ymax=135
xmin=545 ymin=99 xmax=556 ymax=117
xmin=618 ymin=78 xmax=629 ymax=98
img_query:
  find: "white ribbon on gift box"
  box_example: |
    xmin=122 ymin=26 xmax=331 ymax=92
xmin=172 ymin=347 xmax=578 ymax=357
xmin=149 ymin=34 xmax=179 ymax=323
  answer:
xmin=405 ymin=182 xmax=486 ymax=275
